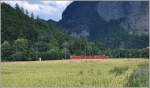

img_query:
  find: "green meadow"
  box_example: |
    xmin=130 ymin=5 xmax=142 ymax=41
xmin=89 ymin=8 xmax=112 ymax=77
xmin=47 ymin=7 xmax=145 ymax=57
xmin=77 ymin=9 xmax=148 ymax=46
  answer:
xmin=1 ymin=59 xmax=149 ymax=87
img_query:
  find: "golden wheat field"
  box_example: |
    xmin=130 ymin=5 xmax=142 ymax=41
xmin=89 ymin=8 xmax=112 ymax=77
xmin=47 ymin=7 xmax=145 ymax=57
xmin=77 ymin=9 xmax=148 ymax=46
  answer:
xmin=0 ymin=59 xmax=149 ymax=87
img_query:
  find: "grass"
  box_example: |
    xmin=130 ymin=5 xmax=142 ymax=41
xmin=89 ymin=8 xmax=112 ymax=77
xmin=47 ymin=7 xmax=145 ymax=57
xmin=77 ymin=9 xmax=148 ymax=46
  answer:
xmin=126 ymin=62 xmax=149 ymax=87
xmin=0 ymin=58 xmax=149 ymax=87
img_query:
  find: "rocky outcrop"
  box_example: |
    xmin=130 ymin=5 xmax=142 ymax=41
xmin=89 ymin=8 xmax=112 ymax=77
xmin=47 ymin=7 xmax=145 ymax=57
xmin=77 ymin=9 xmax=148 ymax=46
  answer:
xmin=58 ymin=1 xmax=149 ymax=48
xmin=59 ymin=1 xmax=148 ymax=37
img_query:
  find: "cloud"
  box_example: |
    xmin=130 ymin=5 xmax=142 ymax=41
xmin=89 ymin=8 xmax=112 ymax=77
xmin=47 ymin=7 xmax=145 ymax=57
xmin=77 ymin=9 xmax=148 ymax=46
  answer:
xmin=2 ymin=0 xmax=72 ymax=21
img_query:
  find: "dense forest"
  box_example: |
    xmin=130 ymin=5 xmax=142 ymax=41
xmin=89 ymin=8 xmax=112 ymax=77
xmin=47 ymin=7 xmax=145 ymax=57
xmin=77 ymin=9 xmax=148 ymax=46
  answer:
xmin=1 ymin=3 xmax=149 ymax=61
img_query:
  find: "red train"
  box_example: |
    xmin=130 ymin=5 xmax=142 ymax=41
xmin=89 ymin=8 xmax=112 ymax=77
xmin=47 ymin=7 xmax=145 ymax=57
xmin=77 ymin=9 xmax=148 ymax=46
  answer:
xmin=71 ymin=55 xmax=109 ymax=59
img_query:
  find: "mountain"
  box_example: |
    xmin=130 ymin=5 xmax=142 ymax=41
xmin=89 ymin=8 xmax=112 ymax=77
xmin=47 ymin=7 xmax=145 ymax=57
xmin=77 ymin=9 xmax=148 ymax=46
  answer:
xmin=1 ymin=2 xmax=149 ymax=61
xmin=1 ymin=3 xmax=69 ymax=43
xmin=2 ymin=2 xmax=109 ymax=61
xmin=59 ymin=1 xmax=149 ymax=48
xmin=1 ymin=3 xmax=74 ymax=61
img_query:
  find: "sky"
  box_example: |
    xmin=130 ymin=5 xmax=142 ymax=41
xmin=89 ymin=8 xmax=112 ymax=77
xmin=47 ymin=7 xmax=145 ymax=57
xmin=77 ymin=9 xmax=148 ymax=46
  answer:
xmin=2 ymin=0 xmax=72 ymax=21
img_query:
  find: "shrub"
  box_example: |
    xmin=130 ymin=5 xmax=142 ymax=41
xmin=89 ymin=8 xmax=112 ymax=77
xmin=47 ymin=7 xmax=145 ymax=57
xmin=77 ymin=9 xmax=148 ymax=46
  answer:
xmin=110 ymin=66 xmax=128 ymax=76
xmin=126 ymin=64 xmax=149 ymax=87
xmin=11 ymin=52 xmax=29 ymax=61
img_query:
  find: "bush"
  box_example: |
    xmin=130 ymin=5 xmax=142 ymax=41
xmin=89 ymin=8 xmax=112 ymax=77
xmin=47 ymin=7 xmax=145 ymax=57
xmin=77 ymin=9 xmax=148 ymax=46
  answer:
xmin=11 ymin=52 xmax=30 ymax=61
xmin=37 ymin=49 xmax=69 ymax=60
xmin=1 ymin=41 xmax=14 ymax=61
xmin=126 ymin=64 xmax=149 ymax=87
xmin=110 ymin=66 xmax=128 ymax=76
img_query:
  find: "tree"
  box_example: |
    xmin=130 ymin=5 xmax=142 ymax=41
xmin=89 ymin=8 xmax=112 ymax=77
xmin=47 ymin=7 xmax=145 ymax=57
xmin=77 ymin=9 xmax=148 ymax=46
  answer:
xmin=14 ymin=38 xmax=29 ymax=52
xmin=12 ymin=38 xmax=30 ymax=61
xmin=1 ymin=41 xmax=14 ymax=61
xmin=20 ymin=7 xmax=24 ymax=14
xmin=37 ymin=15 xmax=40 ymax=20
xmin=35 ymin=41 xmax=48 ymax=52
xmin=62 ymin=41 xmax=70 ymax=59
xmin=25 ymin=9 xmax=29 ymax=15
xmin=15 ymin=3 xmax=20 ymax=11
xmin=31 ymin=12 xmax=34 ymax=19
xmin=33 ymin=41 xmax=49 ymax=59
xmin=86 ymin=42 xmax=95 ymax=55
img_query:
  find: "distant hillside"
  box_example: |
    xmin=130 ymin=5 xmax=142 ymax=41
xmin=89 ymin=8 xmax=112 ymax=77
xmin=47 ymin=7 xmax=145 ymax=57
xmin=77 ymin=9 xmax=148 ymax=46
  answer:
xmin=1 ymin=3 xmax=68 ymax=43
xmin=59 ymin=1 xmax=149 ymax=48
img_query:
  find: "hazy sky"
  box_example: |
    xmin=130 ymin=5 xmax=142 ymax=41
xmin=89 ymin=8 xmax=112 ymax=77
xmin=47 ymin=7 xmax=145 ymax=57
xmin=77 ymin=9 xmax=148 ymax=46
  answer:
xmin=2 ymin=0 xmax=72 ymax=21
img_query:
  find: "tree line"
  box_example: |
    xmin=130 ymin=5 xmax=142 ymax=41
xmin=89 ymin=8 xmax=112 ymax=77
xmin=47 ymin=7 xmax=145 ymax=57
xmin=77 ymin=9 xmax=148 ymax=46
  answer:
xmin=2 ymin=38 xmax=149 ymax=61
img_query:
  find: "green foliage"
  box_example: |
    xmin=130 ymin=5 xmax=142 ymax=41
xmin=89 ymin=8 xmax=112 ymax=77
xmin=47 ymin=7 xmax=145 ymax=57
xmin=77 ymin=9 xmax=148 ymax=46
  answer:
xmin=10 ymin=38 xmax=31 ymax=61
xmin=104 ymin=48 xmax=149 ymax=58
xmin=110 ymin=66 xmax=128 ymax=76
xmin=31 ymin=12 xmax=34 ymax=19
xmin=14 ymin=38 xmax=29 ymax=52
xmin=1 ymin=3 xmax=71 ymax=61
xmin=1 ymin=41 xmax=14 ymax=61
xmin=126 ymin=63 xmax=149 ymax=87
xmin=35 ymin=41 xmax=48 ymax=52
xmin=11 ymin=52 xmax=29 ymax=61
xmin=25 ymin=9 xmax=29 ymax=15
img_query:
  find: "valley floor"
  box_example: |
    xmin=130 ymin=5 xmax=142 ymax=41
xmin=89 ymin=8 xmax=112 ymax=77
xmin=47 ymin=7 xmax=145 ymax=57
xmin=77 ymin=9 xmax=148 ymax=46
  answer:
xmin=0 ymin=58 xmax=149 ymax=87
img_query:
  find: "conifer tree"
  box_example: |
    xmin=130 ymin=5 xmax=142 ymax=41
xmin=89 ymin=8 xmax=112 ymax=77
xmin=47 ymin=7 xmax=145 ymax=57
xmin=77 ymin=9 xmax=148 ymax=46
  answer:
xmin=25 ymin=9 xmax=29 ymax=15
xmin=31 ymin=12 xmax=34 ymax=19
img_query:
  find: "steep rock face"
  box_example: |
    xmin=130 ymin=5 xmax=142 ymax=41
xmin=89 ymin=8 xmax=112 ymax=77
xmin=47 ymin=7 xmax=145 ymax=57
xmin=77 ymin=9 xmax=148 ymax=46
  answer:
xmin=97 ymin=1 xmax=149 ymax=33
xmin=59 ymin=1 xmax=106 ymax=38
xmin=60 ymin=1 xmax=148 ymax=35
xmin=59 ymin=1 xmax=149 ymax=48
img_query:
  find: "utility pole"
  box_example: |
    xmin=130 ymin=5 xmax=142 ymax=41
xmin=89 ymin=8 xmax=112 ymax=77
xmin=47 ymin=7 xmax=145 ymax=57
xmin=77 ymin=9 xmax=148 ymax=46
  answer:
xmin=35 ymin=47 xmax=38 ymax=60
xmin=35 ymin=40 xmax=39 ymax=61
xmin=85 ymin=39 xmax=87 ymax=59
xmin=16 ymin=44 xmax=17 ymax=53
xmin=63 ymin=41 xmax=68 ymax=59
xmin=65 ymin=47 xmax=67 ymax=59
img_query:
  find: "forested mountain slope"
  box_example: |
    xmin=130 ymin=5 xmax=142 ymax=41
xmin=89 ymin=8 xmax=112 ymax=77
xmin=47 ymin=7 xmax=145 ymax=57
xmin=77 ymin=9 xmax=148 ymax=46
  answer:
xmin=1 ymin=3 xmax=73 ymax=61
